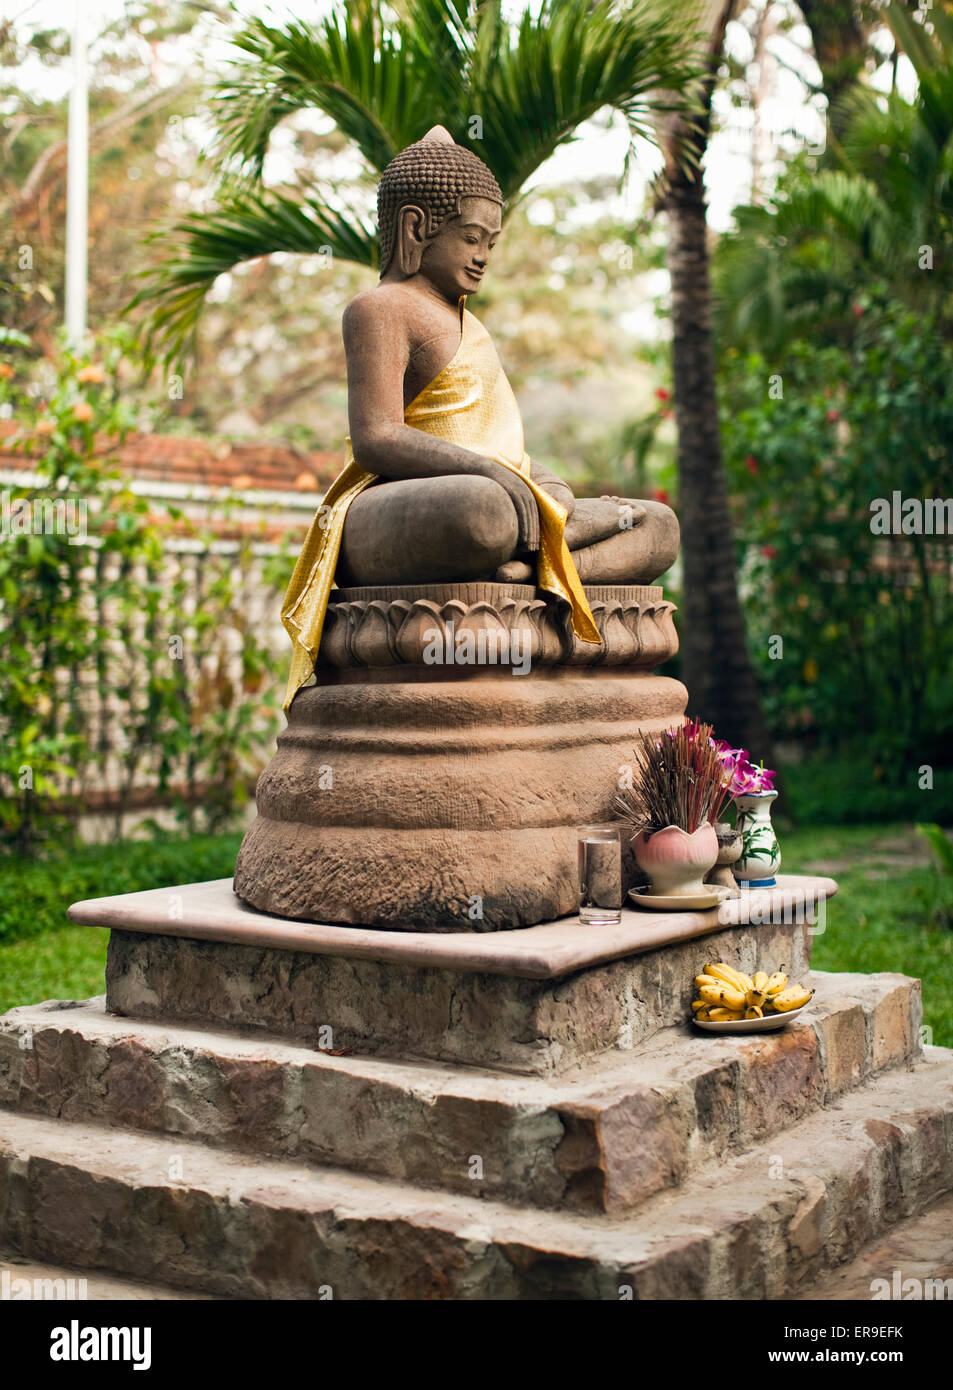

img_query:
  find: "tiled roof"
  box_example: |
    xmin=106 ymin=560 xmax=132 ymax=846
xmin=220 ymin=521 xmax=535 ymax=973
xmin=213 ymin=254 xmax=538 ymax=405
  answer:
xmin=0 ymin=421 xmax=342 ymax=493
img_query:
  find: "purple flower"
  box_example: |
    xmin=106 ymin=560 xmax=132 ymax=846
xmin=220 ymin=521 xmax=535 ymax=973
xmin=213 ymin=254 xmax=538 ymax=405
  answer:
xmin=712 ymin=737 xmax=775 ymax=796
xmin=712 ymin=739 xmax=749 ymax=771
xmin=734 ymin=763 xmax=776 ymax=796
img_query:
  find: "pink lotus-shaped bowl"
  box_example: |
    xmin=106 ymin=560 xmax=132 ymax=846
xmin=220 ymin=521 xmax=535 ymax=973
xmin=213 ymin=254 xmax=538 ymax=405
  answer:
xmin=631 ymin=823 xmax=719 ymax=897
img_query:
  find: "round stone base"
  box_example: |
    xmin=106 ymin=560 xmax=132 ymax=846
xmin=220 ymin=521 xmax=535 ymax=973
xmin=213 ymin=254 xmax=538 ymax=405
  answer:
xmin=234 ymin=672 xmax=688 ymax=930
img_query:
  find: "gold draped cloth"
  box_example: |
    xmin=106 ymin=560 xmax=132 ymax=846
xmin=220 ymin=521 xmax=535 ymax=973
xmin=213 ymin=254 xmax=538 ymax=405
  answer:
xmin=281 ymin=296 xmax=600 ymax=709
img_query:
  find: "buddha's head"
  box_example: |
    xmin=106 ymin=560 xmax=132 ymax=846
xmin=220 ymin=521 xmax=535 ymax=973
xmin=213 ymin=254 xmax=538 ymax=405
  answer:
xmin=378 ymin=126 xmax=503 ymax=299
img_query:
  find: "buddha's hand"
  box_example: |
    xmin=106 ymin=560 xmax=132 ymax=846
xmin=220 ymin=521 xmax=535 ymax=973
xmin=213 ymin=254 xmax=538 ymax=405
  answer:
xmin=530 ymin=461 xmax=575 ymax=518
xmin=472 ymin=458 xmax=541 ymax=552
xmin=563 ymin=497 xmax=648 ymax=550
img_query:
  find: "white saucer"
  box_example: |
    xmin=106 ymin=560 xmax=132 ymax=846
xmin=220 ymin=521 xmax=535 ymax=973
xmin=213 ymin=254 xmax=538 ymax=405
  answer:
xmin=628 ymin=887 xmax=723 ymax=911
xmin=692 ymin=999 xmax=812 ymax=1033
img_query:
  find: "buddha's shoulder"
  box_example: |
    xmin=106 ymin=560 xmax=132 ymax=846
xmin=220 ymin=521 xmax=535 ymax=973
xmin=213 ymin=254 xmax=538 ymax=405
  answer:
xmin=342 ymin=284 xmax=456 ymax=347
xmin=342 ymin=285 xmax=420 ymax=331
xmin=342 ymin=286 xmax=399 ymax=338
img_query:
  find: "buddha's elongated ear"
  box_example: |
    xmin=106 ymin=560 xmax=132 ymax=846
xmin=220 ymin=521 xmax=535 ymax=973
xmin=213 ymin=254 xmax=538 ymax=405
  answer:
xmin=394 ymin=204 xmax=432 ymax=275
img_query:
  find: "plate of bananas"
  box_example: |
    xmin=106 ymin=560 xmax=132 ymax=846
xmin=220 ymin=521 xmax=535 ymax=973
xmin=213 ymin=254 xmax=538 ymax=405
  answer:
xmin=691 ymin=962 xmax=814 ymax=1033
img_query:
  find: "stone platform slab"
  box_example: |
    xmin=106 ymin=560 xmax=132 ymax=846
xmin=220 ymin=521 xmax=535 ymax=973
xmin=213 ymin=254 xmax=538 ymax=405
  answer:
xmin=792 ymin=1189 xmax=953 ymax=1300
xmin=68 ymin=874 xmax=837 ymax=980
xmin=79 ymin=876 xmax=835 ymax=1074
xmin=0 ymin=1246 xmax=218 ymax=1300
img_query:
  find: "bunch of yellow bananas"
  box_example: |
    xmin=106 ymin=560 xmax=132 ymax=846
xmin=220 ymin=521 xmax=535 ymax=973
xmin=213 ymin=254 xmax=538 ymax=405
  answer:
xmin=691 ymin=962 xmax=813 ymax=1022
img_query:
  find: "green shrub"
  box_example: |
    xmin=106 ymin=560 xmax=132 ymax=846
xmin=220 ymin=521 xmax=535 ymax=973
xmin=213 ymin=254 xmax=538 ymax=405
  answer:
xmin=0 ymin=331 xmax=286 ymax=855
xmin=779 ymin=757 xmax=953 ymax=827
xmin=718 ymin=303 xmax=953 ymax=769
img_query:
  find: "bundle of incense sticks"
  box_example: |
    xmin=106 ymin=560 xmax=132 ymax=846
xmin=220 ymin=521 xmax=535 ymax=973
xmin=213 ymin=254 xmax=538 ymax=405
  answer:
xmin=615 ymin=720 xmax=731 ymax=835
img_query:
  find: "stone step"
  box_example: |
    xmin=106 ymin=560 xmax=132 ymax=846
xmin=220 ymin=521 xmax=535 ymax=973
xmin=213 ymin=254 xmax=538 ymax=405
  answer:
xmin=0 ymin=971 xmax=923 ymax=1215
xmin=792 ymin=1189 xmax=953 ymax=1300
xmin=1 ymin=1047 xmax=951 ymax=1299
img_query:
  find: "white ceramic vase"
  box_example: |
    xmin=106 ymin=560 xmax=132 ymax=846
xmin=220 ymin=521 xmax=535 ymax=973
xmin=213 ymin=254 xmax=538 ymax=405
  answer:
xmin=732 ymin=791 xmax=781 ymax=886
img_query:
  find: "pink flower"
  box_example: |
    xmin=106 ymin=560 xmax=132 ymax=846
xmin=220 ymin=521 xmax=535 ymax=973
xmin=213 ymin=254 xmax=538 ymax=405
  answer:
xmin=826 ymin=408 xmax=840 ymax=422
xmin=713 ymin=739 xmax=748 ymax=766
xmin=655 ymin=388 xmax=670 ymax=402
xmin=738 ymin=763 xmax=776 ymax=795
xmin=712 ymin=738 xmax=775 ymax=796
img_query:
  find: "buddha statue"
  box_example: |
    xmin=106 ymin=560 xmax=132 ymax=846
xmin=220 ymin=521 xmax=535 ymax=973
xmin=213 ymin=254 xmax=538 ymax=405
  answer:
xmin=280 ymin=124 xmax=678 ymax=708
xmin=235 ymin=123 xmax=687 ymax=930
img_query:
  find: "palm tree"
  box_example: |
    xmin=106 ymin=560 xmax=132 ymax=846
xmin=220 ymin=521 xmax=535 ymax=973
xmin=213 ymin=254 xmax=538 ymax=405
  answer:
xmin=130 ymin=0 xmax=701 ymax=366
xmin=797 ymin=0 xmax=875 ymax=127
xmin=655 ymin=0 xmax=776 ymax=757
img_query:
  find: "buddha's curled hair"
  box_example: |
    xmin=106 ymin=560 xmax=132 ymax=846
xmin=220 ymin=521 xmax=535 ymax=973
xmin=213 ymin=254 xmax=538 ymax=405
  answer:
xmin=377 ymin=128 xmax=502 ymax=276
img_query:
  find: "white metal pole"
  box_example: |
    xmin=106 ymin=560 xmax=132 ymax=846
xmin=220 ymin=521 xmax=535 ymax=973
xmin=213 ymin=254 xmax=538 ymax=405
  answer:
xmin=65 ymin=0 xmax=89 ymax=351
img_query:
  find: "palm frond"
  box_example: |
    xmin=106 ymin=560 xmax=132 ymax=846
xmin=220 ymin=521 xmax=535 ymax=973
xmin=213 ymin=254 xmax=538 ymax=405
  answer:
xmin=127 ymin=189 xmax=377 ymax=369
xmin=713 ymin=170 xmax=896 ymax=352
xmin=884 ymin=0 xmax=942 ymax=78
xmin=472 ymin=0 xmax=703 ymax=201
xmin=211 ymin=5 xmax=444 ymax=177
xmin=132 ymin=0 xmax=706 ymax=365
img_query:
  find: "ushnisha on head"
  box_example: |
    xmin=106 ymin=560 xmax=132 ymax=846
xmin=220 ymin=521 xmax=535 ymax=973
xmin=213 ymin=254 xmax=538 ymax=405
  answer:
xmin=377 ymin=125 xmax=503 ymax=299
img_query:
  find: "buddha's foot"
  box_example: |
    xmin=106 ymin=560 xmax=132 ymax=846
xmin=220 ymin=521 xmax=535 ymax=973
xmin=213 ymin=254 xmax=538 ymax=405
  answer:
xmin=493 ymin=558 xmax=534 ymax=583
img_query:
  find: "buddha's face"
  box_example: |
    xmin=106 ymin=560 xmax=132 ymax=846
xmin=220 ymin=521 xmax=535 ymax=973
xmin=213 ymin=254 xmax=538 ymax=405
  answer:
xmin=420 ymin=196 xmax=502 ymax=299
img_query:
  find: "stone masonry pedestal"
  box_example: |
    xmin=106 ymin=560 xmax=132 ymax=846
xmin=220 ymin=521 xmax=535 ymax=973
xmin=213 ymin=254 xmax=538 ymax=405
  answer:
xmin=3 ymin=872 xmax=953 ymax=1299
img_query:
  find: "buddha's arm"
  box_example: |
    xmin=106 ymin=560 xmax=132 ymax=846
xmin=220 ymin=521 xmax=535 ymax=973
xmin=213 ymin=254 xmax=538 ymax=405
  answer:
xmin=343 ymin=295 xmax=540 ymax=547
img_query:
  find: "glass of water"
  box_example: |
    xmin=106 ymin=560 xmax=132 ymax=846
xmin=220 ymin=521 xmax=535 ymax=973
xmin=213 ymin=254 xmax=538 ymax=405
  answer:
xmin=578 ymin=824 xmax=623 ymax=926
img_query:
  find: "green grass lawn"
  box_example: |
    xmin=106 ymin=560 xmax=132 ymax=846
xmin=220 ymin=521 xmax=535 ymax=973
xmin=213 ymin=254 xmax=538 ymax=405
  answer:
xmin=779 ymin=822 xmax=953 ymax=1048
xmin=1 ymin=823 xmax=951 ymax=1045
xmin=0 ymin=832 xmax=242 ymax=1017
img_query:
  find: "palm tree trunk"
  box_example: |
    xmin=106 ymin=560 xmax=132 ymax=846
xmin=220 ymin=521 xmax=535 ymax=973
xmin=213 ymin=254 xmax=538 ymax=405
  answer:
xmin=797 ymin=0 xmax=871 ymax=126
xmin=660 ymin=0 xmax=773 ymax=758
xmin=665 ymin=175 xmax=771 ymax=754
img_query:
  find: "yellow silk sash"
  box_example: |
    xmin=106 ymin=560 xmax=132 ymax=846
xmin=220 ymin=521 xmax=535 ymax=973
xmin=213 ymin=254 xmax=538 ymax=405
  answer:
xmin=281 ymin=302 xmax=600 ymax=710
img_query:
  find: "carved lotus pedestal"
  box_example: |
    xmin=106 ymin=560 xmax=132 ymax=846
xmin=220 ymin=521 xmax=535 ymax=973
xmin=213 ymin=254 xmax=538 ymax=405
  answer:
xmin=234 ymin=581 xmax=686 ymax=930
